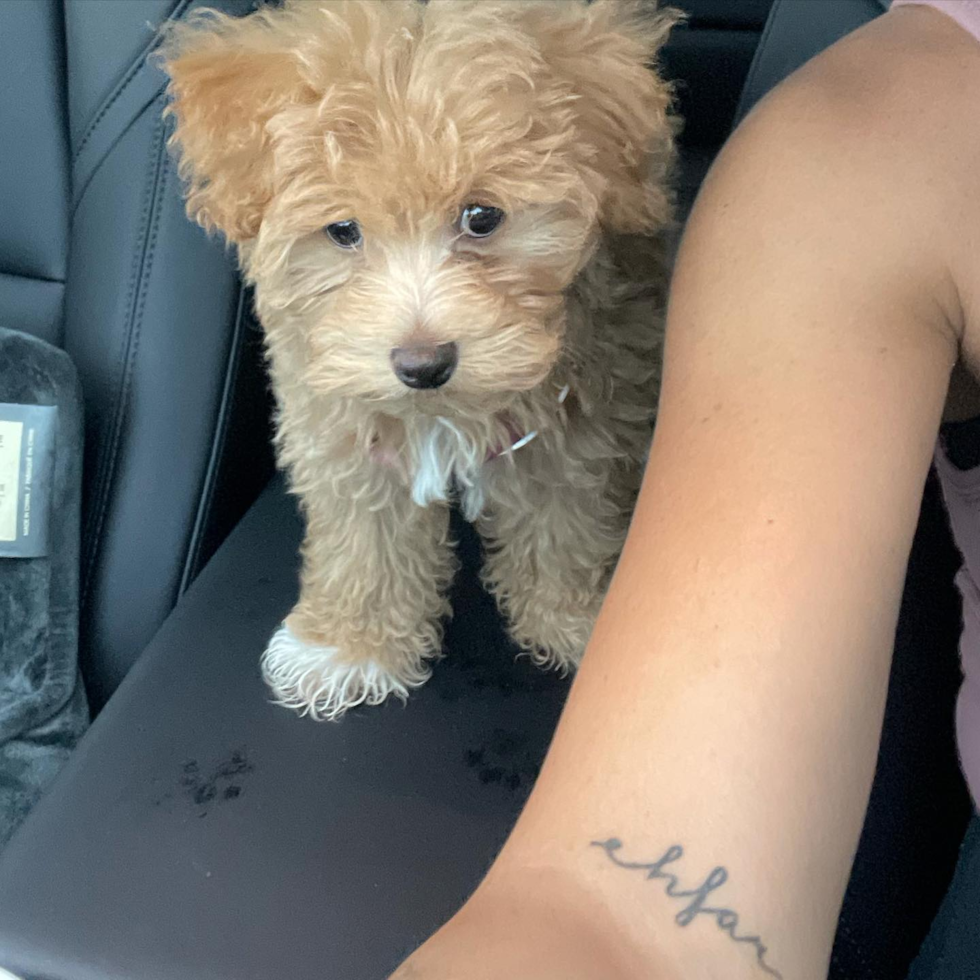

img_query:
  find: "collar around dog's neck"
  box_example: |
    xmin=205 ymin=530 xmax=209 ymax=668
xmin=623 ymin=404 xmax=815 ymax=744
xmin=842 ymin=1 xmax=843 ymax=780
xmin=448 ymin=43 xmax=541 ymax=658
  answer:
xmin=487 ymin=383 xmax=570 ymax=460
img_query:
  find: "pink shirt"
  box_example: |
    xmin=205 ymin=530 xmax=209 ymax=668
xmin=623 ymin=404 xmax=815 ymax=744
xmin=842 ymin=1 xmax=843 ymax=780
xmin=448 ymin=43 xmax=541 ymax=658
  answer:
xmin=891 ymin=0 xmax=980 ymax=37
xmin=895 ymin=0 xmax=980 ymax=810
xmin=933 ymin=450 xmax=980 ymax=811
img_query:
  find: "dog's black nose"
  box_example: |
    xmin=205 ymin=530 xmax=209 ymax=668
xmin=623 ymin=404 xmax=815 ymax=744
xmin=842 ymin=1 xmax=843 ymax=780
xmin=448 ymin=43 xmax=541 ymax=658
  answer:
xmin=390 ymin=342 xmax=458 ymax=390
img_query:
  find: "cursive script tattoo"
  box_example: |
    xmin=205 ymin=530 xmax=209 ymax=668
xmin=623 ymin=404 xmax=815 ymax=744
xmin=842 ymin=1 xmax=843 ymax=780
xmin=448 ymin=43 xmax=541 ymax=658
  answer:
xmin=592 ymin=838 xmax=783 ymax=979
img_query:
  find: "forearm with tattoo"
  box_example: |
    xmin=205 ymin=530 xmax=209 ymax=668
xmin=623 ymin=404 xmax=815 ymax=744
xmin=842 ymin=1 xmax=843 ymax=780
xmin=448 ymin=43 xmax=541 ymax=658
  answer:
xmin=390 ymin=840 xmax=783 ymax=979
xmin=592 ymin=838 xmax=783 ymax=979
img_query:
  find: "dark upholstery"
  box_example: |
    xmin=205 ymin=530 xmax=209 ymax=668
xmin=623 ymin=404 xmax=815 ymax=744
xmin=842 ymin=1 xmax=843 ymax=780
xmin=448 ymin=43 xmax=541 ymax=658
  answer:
xmin=0 ymin=483 xmax=574 ymax=980
xmin=0 ymin=0 xmax=69 ymax=345
xmin=0 ymin=0 xmax=274 ymax=712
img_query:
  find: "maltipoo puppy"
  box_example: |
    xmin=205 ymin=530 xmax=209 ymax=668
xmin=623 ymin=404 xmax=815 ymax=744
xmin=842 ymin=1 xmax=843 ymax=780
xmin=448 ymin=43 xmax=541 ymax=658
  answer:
xmin=162 ymin=0 xmax=678 ymax=720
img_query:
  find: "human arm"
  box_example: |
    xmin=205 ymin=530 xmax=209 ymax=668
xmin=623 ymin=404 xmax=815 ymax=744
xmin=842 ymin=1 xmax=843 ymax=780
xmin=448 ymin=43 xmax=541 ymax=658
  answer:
xmin=394 ymin=6 xmax=980 ymax=979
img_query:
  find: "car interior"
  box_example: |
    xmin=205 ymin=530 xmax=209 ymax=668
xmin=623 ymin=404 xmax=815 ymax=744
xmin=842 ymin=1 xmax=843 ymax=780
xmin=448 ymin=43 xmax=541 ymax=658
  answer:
xmin=0 ymin=0 xmax=973 ymax=977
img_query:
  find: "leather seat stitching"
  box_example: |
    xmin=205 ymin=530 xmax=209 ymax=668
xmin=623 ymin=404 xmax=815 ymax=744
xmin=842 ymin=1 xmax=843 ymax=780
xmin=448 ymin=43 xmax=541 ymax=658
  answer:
xmin=72 ymin=0 xmax=190 ymax=163
xmin=80 ymin=104 xmax=169 ymax=606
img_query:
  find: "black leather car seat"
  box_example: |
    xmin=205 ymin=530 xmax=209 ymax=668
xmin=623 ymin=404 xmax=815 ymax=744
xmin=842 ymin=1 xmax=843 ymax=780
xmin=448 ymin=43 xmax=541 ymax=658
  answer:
xmin=0 ymin=0 xmax=272 ymax=711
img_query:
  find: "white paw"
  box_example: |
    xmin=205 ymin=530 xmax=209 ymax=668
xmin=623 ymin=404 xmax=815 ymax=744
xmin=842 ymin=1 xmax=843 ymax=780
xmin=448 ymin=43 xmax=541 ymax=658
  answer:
xmin=261 ymin=625 xmax=430 ymax=722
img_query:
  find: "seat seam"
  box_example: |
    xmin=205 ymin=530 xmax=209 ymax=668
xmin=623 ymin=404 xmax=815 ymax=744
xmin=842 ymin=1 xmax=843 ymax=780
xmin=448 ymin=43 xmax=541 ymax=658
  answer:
xmin=71 ymin=0 xmax=254 ymax=219
xmin=71 ymin=0 xmax=190 ymax=163
xmin=178 ymin=285 xmax=249 ymax=594
xmin=80 ymin=104 xmax=169 ymax=607
xmin=0 ymin=270 xmax=66 ymax=286
xmin=71 ymin=86 xmax=169 ymax=220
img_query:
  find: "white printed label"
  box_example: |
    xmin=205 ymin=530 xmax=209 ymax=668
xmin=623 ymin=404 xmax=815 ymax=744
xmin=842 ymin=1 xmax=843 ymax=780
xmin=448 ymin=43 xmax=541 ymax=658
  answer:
xmin=0 ymin=419 xmax=23 ymax=543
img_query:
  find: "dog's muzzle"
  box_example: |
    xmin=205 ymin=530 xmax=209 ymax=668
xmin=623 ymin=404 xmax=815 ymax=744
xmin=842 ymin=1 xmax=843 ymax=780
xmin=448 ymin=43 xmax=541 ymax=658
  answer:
xmin=390 ymin=342 xmax=458 ymax=390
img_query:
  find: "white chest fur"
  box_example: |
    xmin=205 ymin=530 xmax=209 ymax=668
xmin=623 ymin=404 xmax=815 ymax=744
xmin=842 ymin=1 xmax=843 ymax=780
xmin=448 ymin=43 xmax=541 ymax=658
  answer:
xmin=409 ymin=417 xmax=488 ymax=521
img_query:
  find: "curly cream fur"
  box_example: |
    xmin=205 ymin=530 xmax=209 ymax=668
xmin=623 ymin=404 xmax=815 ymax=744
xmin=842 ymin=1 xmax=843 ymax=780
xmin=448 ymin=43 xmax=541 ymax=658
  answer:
xmin=161 ymin=0 xmax=679 ymax=719
xmin=263 ymin=625 xmax=432 ymax=721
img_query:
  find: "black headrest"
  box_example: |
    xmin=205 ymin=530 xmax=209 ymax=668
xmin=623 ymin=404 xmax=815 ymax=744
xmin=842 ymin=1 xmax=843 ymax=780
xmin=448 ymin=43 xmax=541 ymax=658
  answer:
xmin=734 ymin=0 xmax=886 ymax=128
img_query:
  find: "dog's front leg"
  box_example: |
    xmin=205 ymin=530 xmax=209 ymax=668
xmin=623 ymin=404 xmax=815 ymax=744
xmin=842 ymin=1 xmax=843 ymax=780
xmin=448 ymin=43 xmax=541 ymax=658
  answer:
xmin=478 ymin=451 xmax=636 ymax=672
xmin=262 ymin=468 xmax=455 ymax=721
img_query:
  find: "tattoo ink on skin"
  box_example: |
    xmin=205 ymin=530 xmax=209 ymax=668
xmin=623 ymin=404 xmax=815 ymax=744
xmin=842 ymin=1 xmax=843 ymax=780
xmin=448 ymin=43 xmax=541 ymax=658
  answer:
xmin=591 ymin=838 xmax=783 ymax=979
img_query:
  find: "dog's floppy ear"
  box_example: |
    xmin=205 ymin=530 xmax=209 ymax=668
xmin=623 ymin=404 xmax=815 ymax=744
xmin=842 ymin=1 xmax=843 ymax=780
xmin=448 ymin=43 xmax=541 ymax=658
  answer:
xmin=159 ymin=7 xmax=314 ymax=242
xmin=532 ymin=0 xmax=681 ymax=233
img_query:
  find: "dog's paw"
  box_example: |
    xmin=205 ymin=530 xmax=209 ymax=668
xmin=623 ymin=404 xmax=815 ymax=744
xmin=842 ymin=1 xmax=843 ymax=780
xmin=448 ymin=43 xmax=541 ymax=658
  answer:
xmin=521 ymin=641 xmax=585 ymax=676
xmin=261 ymin=625 xmax=431 ymax=721
xmin=510 ymin=605 xmax=600 ymax=675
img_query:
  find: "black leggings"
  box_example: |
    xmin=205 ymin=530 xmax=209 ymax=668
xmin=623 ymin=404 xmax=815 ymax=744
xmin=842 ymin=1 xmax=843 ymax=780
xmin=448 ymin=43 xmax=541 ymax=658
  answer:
xmin=906 ymin=421 xmax=980 ymax=976
xmin=906 ymin=816 xmax=980 ymax=979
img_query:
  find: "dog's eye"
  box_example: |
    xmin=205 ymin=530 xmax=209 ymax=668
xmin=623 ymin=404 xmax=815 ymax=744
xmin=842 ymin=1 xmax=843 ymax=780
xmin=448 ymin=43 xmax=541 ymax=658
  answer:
xmin=324 ymin=220 xmax=362 ymax=249
xmin=459 ymin=204 xmax=504 ymax=238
